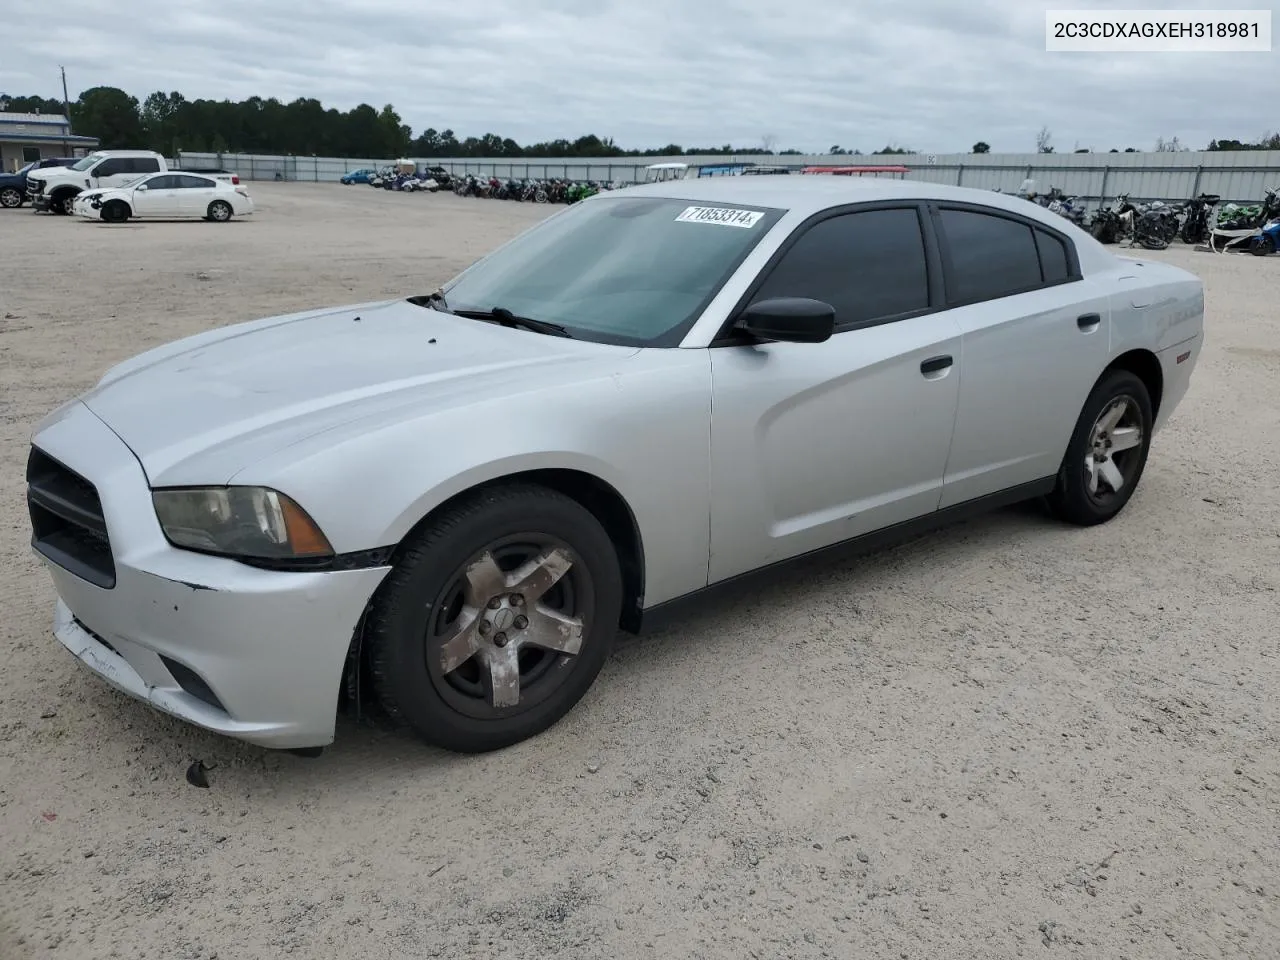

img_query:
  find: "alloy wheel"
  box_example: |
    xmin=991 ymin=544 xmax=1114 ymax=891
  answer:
xmin=425 ymin=537 xmax=590 ymax=719
xmin=1084 ymin=396 xmax=1144 ymax=502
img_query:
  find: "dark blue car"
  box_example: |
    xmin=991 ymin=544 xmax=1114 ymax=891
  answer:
xmin=0 ymin=157 xmax=78 ymax=208
xmin=340 ymin=168 xmax=378 ymax=185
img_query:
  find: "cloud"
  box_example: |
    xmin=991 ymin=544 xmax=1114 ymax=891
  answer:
xmin=4 ymin=0 xmax=1272 ymax=152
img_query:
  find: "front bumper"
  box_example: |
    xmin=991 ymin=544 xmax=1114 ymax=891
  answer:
xmin=29 ymin=401 xmax=391 ymax=749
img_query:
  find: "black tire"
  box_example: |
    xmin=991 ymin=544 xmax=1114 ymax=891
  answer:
xmin=367 ymin=483 xmax=623 ymax=752
xmin=207 ymin=199 xmax=233 ymax=222
xmin=101 ymin=200 xmax=130 ymax=223
xmin=0 ymin=186 xmax=22 ymax=208
xmin=1250 ymin=235 xmax=1275 ymax=256
xmin=1048 ymin=369 xmax=1153 ymax=526
xmin=51 ymin=191 xmax=77 ymax=215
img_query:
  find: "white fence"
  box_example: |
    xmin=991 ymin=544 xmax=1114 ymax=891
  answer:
xmin=175 ymin=150 xmax=1280 ymax=207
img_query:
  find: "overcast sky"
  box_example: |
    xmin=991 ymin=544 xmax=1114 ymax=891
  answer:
xmin=3 ymin=0 xmax=1275 ymax=153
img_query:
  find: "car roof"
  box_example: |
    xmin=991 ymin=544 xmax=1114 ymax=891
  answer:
xmin=605 ymin=175 xmax=1075 ymax=226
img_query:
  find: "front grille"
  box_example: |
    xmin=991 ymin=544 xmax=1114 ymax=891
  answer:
xmin=27 ymin=447 xmax=116 ymax=588
xmin=28 ymin=179 xmax=44 ymax=196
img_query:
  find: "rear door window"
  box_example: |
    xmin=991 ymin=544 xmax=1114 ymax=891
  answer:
xmin=937 ymin=208 xmax=1045 ymax=304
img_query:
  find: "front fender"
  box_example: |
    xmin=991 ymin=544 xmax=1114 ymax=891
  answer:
xmin=231 ymin=348 xmax=715 ymax=607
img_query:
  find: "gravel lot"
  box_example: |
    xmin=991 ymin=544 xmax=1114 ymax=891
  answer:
xmin=1 ymin=182 xmax=1278 ymax=960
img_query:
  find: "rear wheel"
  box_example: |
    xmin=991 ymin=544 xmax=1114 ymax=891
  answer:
xmin=207 ymin=199 xmax=233 ymax=222
xmin=0 ymin=187 xmax=22 ymax=208
xmin=101 ymin=200 xmax=130 ymax=223
xmin=1048 ymin=370 xmax=1153 ymax=526
xmin=367 ymin=483 xmax=622 ymax=753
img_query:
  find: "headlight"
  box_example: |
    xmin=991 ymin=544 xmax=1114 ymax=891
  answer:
xmin=152 ymin=487 xmax=333 ymax=561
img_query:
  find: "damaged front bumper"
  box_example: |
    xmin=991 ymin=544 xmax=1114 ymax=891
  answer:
xmin=30 ymin=401 xmax=390 ymax=749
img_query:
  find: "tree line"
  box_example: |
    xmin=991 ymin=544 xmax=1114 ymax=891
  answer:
xmin=2 ymin=88 xmax=1277 ymax=158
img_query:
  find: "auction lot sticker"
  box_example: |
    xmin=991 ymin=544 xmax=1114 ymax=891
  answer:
xmin=675 ymin=206 xmax=764 ymax=228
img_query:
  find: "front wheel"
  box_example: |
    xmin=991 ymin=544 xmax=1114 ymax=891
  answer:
xmin=1250 ymin=235 xmax=1275 ymax=256
xmin=0 ymin=187 xmax=22 ymax=208
xmin=1047 ymin=369 xmax=1153 ymax=526
xmin=100 ymin=200 xmax=130 ymax=223
xmin=206 ymin=200 xmax=233 ymax=222
xmin=367 ymin=483 xmax=623 ymax=752
xmin=52 ymin=193 xmax=77 ymax=215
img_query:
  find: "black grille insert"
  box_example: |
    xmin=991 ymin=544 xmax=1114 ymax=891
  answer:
xmin=27 ymin=447 xmax=116 ymax=588
xmin=160 ymin=656 xmax=227 ymax=713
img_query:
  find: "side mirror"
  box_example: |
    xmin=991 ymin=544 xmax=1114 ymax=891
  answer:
xmin=136 ymin=184 xmax=148 ymax=191
xmin=734 ymin=297 xmax=835 ymax=343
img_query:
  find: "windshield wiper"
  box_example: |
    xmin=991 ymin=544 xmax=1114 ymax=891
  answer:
xmin=407 ymin=294 xmax=572 ymax=338
xmin=450 ymin=306 xmax=572 ymax=338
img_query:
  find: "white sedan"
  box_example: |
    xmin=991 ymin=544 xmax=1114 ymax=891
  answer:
xmin=74 ymin=172 xmax=254 ymax=223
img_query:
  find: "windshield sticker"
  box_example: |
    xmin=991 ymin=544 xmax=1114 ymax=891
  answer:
xmin=674 ymin=206 xmax=764 ymax=228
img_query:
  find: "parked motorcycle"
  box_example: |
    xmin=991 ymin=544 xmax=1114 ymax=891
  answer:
xmin=1209 ymin=187 xmax=1280 ymax=252
xmin=1043 ymin=187 xmax=1088 ymax=228
xmin=1134 ymin=200 xmax=1179 ymax=250
xmin=1249 ymin=215 xmax=1280 ymax=256
xmin=1090 ymin=194 xmax=1137 ymax=244
xmin=1179 ymin=193 xmax=1220 ymax=244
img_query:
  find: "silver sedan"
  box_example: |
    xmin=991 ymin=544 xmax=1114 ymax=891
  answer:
xmin=26 ymin=176 xmax=1204 ymax=753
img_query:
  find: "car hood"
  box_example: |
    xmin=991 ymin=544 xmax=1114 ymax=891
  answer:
xmin=75 ymin=298 xmax=639 ymax=486
xmin=29 ymin=166 xmax=74 ymax=180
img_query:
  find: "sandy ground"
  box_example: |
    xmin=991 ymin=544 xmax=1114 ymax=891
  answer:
xmin=1 ymin=182 xmax=1278 ymax=960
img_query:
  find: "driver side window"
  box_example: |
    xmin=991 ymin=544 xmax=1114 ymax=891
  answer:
xmin=93 ymin=158 xmax=129 ymax=177
xmin=751 ymin=207 xmax=932 ymax=330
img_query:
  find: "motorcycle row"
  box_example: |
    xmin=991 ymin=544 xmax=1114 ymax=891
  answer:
xmin=1015 ymin=180 xmax=1280 ymax=256
xmin=364 ymin=164 xmax=619 ymax=204
xmin=450 ymin=174 xmax=622 ymax=204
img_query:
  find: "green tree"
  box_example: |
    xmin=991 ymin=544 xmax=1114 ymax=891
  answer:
xmin=71 ymin=86 xmax=144 ymax=147
xmin=972 ymin=141 xmax=990 ymax=153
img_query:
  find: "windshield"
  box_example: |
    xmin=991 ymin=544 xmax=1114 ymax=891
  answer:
xmin=71 ymin=154 xmax=104 ymax=171
xmin=442 ymin=196 xmax=784 ymax=346
xmin=17 ymin=161 xmax=35 ymax=175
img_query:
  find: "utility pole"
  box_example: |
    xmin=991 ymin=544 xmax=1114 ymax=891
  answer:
xmin=60 ymin=65 xmax=72 ymax=132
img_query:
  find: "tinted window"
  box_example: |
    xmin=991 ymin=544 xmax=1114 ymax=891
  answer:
xmin=173 ymin=174 xmax=215 ymax=189
xmin=94 ymin=158 xmax=131 ymax=177
xmin=1034 ymin=227 xmax=1070 ymax=283
xmin=751 ymin=208 xmax=930 ymax=327
xmin=130 ymin=157 xmax=162 ymax=174
xmin=939 ymin=208 xmax=1042 ymax=303
xmin=144 ymin=175 xmax=178 ymax=189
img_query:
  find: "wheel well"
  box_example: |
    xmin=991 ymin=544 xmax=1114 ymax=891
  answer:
xmin=391 ymin=469 xmax=647 ymax=633
xmin=1105 ymin=349 xmax=1163 ymax=419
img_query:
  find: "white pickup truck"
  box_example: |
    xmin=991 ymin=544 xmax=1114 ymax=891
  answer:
xmin=27 ymin=150 xmax=240 ymax=215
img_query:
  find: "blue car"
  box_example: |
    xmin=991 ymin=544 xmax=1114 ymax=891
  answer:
xmin=0 ymin=157 xmax=78 ymax=208
xmin=340 ymin=168 xmax=377 ymax=185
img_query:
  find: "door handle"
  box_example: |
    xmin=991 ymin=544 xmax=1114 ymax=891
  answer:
xmin=1077 ymin=312 xmax=1101 ymax=332
xmin=920 ymin=355 xmax=953 ymax=377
